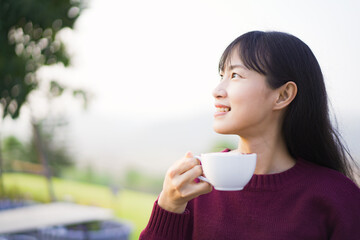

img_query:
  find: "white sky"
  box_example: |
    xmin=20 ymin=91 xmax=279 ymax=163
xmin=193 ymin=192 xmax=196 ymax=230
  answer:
xmin=2 ymin=0 xmax=360 ymax=174
xmin=36 ymin=0 xmax=360 ymax=120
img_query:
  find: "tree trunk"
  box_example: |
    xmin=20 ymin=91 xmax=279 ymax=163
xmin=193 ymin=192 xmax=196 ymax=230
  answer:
xmin=0 ymin=134 xmax=5 ymax=198
xmin=0 ymin=113 xmax=5 ymax=198
xmin=32 ymin=121 xmax=56 ymax=202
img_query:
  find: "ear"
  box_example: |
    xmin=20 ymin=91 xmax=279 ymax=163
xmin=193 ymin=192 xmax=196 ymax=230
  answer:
xmin=273 ymin=81 xmax=297 ymax=110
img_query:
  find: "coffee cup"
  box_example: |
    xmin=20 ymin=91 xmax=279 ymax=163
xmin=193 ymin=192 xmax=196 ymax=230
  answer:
xmin=195 ymin=152 xmax=257 ymax=191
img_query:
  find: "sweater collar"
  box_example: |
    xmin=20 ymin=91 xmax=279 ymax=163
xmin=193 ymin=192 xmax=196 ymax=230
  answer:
xmin=221 ymin=148 xmax=311 ymax=191
xmin=243 ymin=158 xmax=310 ymax=191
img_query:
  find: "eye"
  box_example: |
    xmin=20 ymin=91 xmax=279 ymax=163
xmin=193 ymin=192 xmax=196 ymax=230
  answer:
xmin=219 ymin=74 xmax=224 ymax=81
xmin=231 ymin=73 xmax=242 ymax=79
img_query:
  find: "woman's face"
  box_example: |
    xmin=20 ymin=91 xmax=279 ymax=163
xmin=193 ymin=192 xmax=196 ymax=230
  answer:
xmin=213 ymin=50 xmax=278 ymax=137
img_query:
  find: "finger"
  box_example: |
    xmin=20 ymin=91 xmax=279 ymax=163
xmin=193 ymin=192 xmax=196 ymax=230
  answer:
xmin=170 ymin=164 xmax=203 ymax=191
xmin=183 ymin=152 xmax=202 ymax=166
xmin=183 ymin=181 xmax=213 ymax=199
xmin=193 ymin=181 xmax=213 ymax=196
xmin=171 ymin=155 xmax=199 ymax=176
xmin=178 ymin=164 xmax=204 ymax=183
xmin=185 ymin=151 xmax=193 ymax=158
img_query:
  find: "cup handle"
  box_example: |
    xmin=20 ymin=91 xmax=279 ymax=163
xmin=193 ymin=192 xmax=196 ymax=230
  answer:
xmin=194 ymin=155 xmax=211 ymax=184
xmin=198 ymin=176 xmax=211 ymax=184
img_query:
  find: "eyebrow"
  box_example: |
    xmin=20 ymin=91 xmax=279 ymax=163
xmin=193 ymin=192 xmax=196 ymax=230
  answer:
xmin=220 ymin=64 xmax=248 ymax=73
xmin=228 ymin=64 xmax=247 ymax=70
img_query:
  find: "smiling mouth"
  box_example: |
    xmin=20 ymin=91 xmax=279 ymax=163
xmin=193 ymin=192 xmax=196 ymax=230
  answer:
xmin=216 ymin=107 xmax=231 ymax=112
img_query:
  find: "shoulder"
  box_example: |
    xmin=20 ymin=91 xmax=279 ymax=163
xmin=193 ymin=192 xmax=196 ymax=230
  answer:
xmin=298 ymin=160 xmax=360 ymax=238
xmin=298 ymin=159 xmax=360 ymax=204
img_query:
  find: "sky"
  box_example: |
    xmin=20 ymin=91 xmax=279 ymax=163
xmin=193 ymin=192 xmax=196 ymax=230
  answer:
xmin=2 ymin=0 xmax=360 ymax=175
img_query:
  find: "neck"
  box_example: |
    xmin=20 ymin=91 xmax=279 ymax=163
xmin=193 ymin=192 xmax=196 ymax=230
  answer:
xmin=235 ymin=132 xmax=295 ymax=175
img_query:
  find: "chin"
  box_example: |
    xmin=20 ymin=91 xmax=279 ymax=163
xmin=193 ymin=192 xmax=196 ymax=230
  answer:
xmin=213 ymin=123 xmax=235 ymax=135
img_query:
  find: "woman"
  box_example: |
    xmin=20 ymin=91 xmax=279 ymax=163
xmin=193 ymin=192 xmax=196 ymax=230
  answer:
xmin=140 ymin=31 xmax=360 ymax=240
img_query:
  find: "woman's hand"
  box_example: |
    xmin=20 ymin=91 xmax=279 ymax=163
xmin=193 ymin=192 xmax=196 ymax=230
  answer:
xmin=158 ymin=152 xmax=213 ymax=214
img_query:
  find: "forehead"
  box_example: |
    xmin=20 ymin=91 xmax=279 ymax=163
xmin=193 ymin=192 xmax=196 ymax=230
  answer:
xmin=219 ymin=40 xmax=268 ymax=76
xmin=221 ymin=49 xmax=247 ymax=72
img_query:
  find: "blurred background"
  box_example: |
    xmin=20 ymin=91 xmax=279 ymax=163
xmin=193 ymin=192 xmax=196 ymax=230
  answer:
xmin=1 ymin=0 xmax=359 ymax=239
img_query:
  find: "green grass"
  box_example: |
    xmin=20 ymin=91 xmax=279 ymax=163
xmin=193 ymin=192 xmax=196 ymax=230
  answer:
xmin=2 ymin=173 xmax=158 ymax=240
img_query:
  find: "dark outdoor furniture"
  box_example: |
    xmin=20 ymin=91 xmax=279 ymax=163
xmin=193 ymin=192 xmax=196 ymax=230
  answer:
xmin=0 ymin=202 xmax=132 ymax=239
xmin=39 ymin=220 xmax=132 ymax=240
xmin=0 ymin=235 xmax=37 ymax=240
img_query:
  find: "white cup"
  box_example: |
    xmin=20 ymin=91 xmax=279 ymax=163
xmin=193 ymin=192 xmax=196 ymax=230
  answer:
xmin=195 ymin=152 xmax=257 ymax=191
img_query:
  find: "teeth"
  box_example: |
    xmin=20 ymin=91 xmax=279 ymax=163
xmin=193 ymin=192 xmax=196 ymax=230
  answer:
xmin=216 ymin=107 xmax=230 ymax=112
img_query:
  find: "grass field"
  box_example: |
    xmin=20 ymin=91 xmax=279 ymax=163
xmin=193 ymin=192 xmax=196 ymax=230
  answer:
xmin=2 ymin=173 xmax=158 ymax=240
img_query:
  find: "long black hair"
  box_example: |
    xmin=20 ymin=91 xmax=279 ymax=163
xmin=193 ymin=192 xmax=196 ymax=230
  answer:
xmin=219 ymin=31 xmax=359 ymax=183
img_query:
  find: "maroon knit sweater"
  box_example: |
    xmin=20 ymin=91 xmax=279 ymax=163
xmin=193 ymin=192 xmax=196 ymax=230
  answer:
xmin=140 ymin=158 xmax=360 ymax=240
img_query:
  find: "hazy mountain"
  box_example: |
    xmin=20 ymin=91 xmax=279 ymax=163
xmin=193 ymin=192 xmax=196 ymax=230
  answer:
xmin=68 ymin=110 xmax=360 ymax=177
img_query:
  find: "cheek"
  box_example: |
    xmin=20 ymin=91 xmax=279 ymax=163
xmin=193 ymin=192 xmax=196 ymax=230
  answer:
xmin=229 ymin=85 xmax=274 ymax=116
xmin=228 ymin=86 xmax=262 ymax=108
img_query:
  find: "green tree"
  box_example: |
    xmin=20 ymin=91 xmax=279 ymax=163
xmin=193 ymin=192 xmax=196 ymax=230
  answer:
xmin=0 ymin=0 xmax=87 ymax=198
xmin=2 ymin=121 xmax=73 ymax=176
xmin=0 ymin=0 xmax=85 ymax=118
xmin=1 ymin=135 xmax=27 ymax=170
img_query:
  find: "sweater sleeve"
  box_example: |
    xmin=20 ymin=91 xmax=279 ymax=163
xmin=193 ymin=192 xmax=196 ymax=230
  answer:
xmin=139 ymin=200 xmax=192 ymax=240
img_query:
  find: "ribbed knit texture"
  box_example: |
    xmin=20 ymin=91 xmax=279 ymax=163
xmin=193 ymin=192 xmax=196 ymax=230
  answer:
xmin=140 ymin=158 xmax=360 ymax=240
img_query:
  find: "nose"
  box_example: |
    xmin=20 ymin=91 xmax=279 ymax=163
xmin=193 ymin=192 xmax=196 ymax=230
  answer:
xmin=212 ymin=82 xmax=227 ymax=99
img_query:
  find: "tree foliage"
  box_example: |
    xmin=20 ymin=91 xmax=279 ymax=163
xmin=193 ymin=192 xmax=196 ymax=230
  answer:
xmin=2 ymin=119 xmax=74 ymax=177
xmin=0 ymin=0 xmax=84 ymax=118
xmin=209 ymin=139 xmax=237 ymax=152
